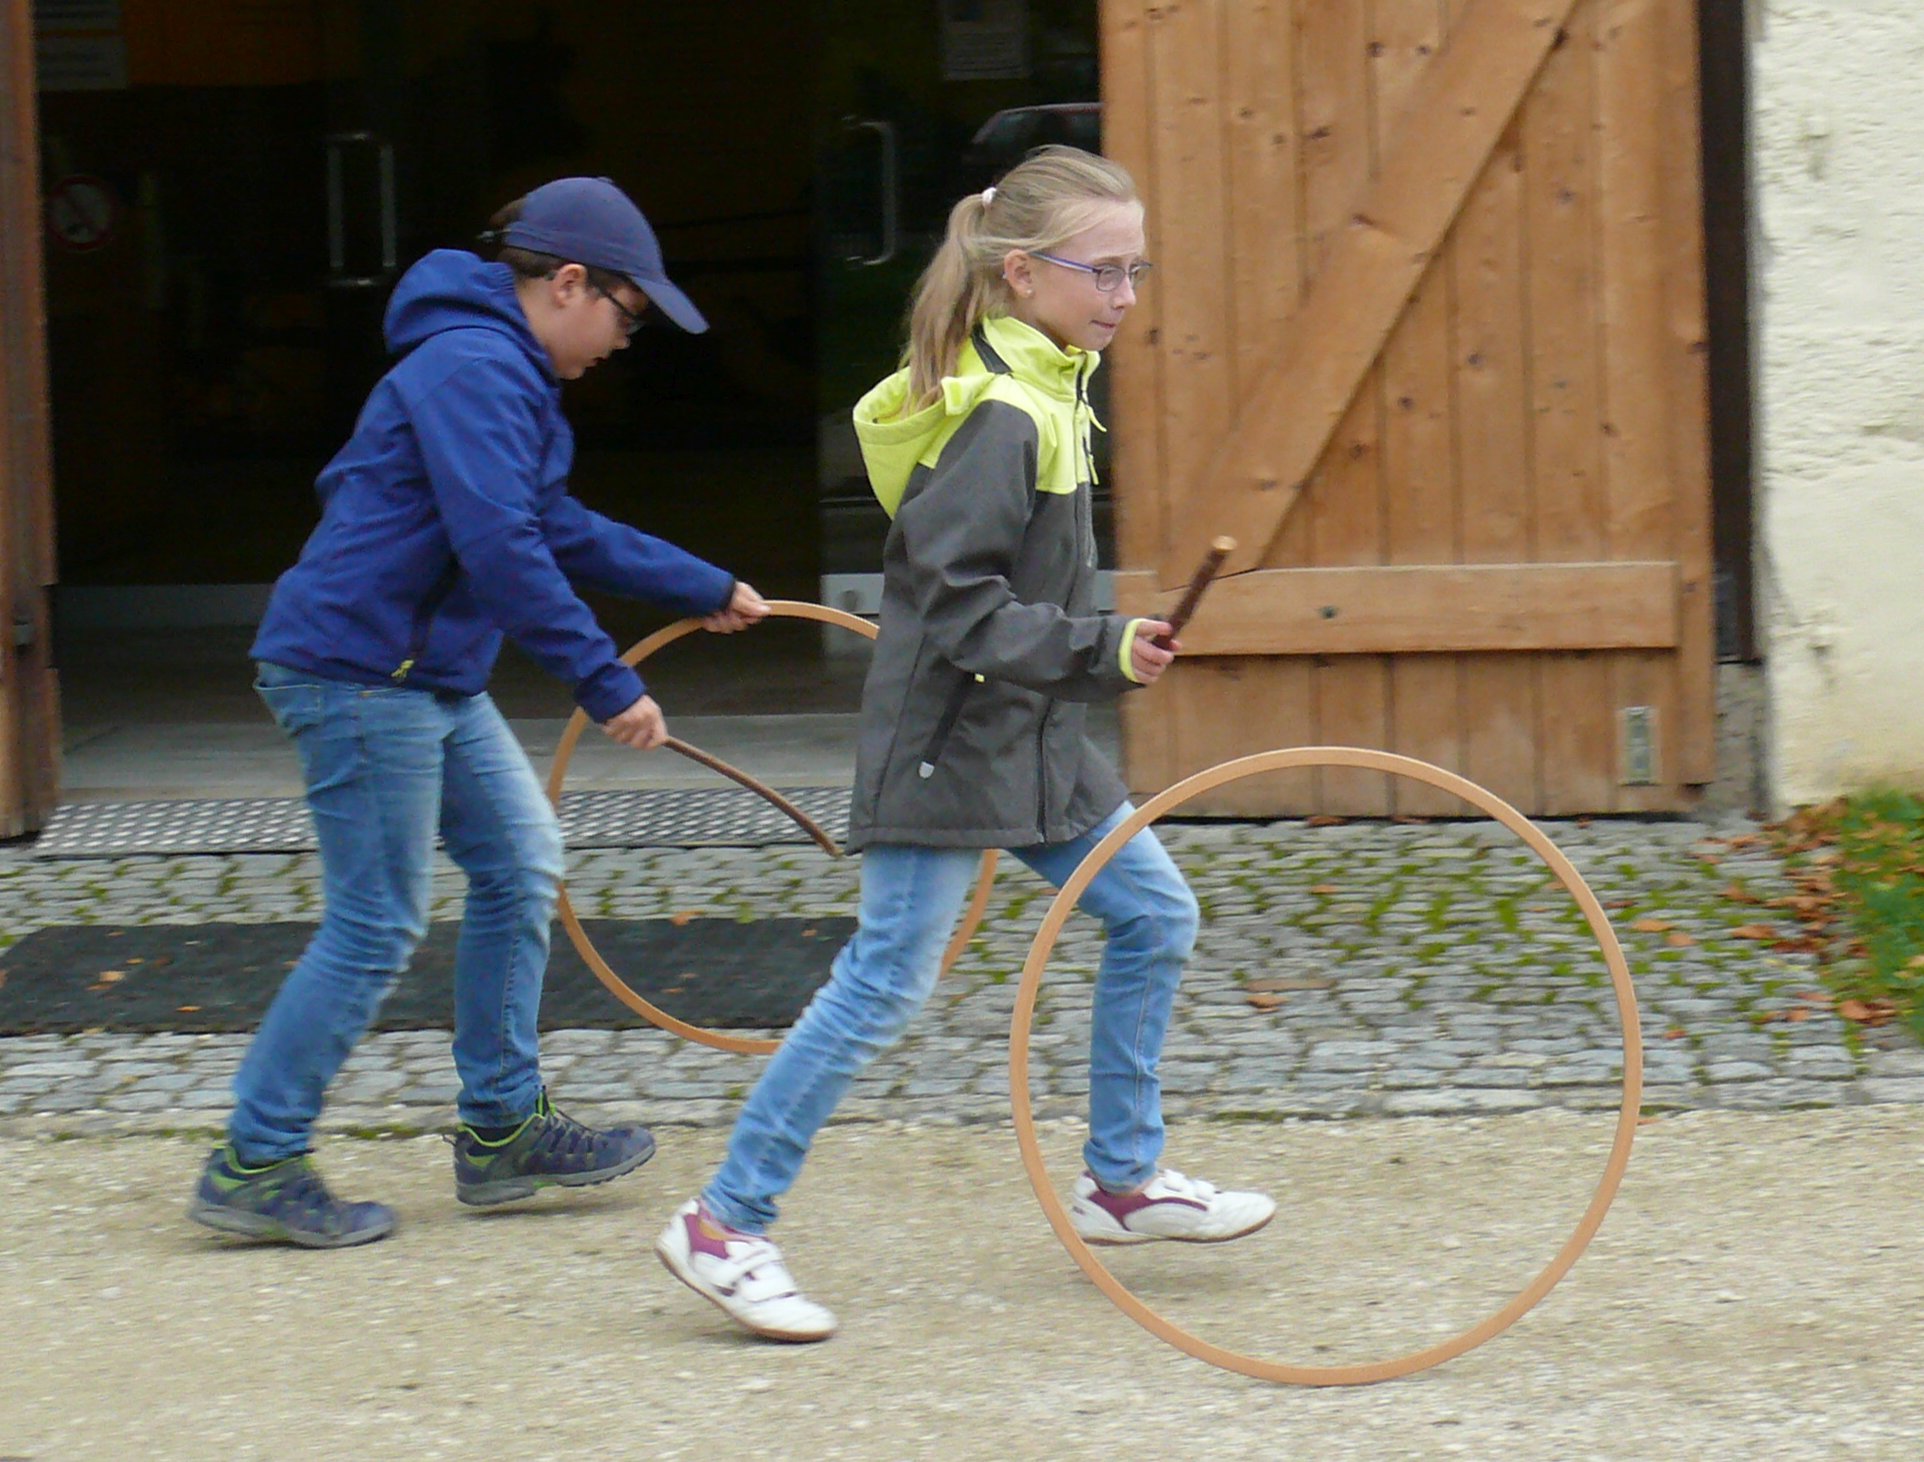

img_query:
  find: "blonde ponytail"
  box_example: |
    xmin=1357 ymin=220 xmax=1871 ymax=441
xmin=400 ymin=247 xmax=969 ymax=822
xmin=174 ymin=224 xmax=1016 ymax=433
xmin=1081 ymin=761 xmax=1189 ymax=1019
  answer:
xmin=900 ymin=145 xmax=1139 ymax=409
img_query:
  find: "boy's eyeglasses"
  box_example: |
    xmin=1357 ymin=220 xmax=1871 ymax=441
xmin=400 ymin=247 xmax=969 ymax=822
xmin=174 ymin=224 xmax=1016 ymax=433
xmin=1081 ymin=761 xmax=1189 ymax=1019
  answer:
xmin=594 ymin=284 xmax=647 ymax=337
xmin=1029 ymin=252 xmax=1154 ymax=294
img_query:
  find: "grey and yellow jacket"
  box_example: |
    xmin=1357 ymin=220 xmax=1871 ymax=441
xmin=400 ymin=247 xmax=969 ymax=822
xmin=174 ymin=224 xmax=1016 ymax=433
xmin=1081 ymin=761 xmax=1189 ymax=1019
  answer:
xmin=845 ymin=313 xmax=1148 ymax=851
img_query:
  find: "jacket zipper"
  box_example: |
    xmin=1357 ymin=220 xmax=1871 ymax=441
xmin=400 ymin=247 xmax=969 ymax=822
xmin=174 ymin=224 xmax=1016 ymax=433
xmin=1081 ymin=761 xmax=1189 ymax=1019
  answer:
xmin=917 ymin=675 xmax=976 ymax=779
xmin=1036 ymin=700 xmax=1052 ymax=835
xmin=392 ymin=562 xmax=461 ymax=683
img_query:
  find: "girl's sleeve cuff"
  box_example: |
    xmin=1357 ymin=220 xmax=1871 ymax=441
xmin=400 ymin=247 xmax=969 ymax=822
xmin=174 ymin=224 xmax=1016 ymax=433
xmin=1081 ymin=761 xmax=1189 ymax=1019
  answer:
xmin=1120 ymin=618 xmax=1149 ymax=684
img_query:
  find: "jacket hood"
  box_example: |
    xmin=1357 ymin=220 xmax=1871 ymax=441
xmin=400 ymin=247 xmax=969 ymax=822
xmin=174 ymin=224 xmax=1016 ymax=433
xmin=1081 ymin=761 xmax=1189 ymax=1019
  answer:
xmin=852 ymin=314 xmax=1097 ymax=518
xmin=383 ymin=249 xmax=552 ymax=374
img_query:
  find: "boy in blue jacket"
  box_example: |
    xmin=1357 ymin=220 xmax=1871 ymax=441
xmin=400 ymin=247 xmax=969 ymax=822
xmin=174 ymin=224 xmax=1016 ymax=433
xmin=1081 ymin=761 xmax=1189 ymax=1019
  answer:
xmin=189 ymin=177 xmax=767 ymax=1248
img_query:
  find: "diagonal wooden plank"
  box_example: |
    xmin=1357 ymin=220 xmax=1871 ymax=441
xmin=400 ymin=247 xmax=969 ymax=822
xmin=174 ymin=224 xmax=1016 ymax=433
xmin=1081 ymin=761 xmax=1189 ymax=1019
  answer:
xmin=1159 ymin=0 xmax=1581 ymax=586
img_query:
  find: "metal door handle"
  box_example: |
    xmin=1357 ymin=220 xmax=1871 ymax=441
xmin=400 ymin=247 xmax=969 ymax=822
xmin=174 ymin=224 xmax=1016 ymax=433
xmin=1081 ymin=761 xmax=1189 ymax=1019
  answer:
xmin=845 ymin=117 xmax=897 ymax=266
xmin=325 ymin=131 xmax=397 ymax=288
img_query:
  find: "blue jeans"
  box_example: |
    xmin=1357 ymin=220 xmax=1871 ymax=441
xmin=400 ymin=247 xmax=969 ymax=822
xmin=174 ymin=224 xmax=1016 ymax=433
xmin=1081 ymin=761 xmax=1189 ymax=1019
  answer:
xmin=703 ymin=802 xmax=1200 ymax=1233
xmin=227 ymin=663 xmax=565 ymax=1162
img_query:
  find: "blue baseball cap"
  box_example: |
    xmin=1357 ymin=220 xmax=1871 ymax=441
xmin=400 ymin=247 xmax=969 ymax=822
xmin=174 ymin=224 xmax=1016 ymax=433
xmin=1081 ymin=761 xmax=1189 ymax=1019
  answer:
xmin=502 ymin=176 xmax=708 ymax=334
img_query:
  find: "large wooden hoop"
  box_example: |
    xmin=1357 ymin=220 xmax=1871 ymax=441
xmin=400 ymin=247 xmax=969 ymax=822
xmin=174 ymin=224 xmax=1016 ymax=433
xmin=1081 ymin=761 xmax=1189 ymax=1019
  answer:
xmin=1010 ymin=746 xmax=1643 ymax=1386
xmin=545 ymin=599 xmax=997 ymax=1055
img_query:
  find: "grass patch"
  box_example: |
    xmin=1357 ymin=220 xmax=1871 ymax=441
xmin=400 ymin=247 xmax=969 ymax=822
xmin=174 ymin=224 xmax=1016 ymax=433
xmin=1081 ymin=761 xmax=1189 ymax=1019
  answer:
xmin=1770 ymin=791 xmax=1924 ymax=1040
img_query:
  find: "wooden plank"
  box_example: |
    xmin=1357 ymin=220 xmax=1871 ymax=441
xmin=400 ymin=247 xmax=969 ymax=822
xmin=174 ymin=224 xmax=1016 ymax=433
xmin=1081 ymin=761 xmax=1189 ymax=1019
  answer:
xmin=1223 ymin=0 xmax=1301 ymax=401
xmin=1102 ymin=0 xmax=1179 ymax=794
xmin=0 ymin=0 xmax=61 ymax=836
xmin=1115 ymin=561 xmax=1680 ymax=654
xmin=1451 ymin=97 xmax=1538 ymax=810
xmin=1523 ymin=0 xmax=1617 ymax=813
xmin=1157 ymin=0 xmax=1315 ymax=810
xmin=1374 ymin=0 xmax=1464 ymax=814
xmin=1162 ymin=0 xmax=1581 ymax=584
xmin=1660 ymin=0 xmax=1716 ymax=787
xmin=1596 ymin=0 xmax=1679 ymax=812
xmin=1162 ymin=660 xmax=1321 ymax=816
xmin=1102 ymin=0 xmax=1162 ymax=570
xmin=1297 ymin=0 xmax=1388 ymax=814
xmin=1149 ymin=0 xmax=1242 ymax=797
xmin=1145 ymin=0 xmax=1231 ymax=498
xmin=1144 ymin=0 xmax=1237 ymax=798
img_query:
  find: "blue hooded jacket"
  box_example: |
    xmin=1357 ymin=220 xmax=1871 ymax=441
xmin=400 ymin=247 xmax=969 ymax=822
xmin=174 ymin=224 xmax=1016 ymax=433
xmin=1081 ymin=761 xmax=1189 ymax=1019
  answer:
xmin=250 ymin=249 xmax=734 ymax=721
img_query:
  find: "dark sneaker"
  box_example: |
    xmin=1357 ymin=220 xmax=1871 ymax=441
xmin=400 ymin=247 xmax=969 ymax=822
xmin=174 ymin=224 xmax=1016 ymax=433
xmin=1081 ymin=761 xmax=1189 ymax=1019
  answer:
xmin=188 ymin=1146 xmax=396 ymax=1249
xmin=451 ymin=1090 xmax=656 ymax=1207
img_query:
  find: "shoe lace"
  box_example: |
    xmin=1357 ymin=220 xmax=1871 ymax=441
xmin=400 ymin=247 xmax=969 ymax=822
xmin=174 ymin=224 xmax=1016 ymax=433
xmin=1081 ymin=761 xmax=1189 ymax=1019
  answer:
xmin=270 ymin=1162 xmax=345 ymax=1224
xmin=526 ymin=1098 xmax=600 ymax=1163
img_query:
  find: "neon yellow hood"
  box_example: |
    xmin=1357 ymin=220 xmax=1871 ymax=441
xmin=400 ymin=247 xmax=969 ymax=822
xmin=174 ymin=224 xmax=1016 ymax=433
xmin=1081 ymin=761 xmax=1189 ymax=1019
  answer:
xmin=852 ymin=314 xmax=1097 ymax=519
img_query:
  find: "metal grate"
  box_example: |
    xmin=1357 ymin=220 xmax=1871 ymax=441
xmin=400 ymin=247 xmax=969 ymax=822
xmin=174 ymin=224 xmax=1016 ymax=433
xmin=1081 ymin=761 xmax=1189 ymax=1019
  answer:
xmin=33 ymin=787 xmax=853 ymax=858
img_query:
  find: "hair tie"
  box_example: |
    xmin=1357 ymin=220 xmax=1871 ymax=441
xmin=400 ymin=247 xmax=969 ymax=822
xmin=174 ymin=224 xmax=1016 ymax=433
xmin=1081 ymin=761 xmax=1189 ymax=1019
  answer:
xmin=980 ymin=186 xmax=995 ymax=207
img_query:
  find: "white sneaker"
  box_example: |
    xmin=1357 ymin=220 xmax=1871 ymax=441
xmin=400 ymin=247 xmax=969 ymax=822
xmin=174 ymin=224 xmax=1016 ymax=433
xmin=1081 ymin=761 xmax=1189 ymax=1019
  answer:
xmin=654 ymin=1198 xmax=837 ymax=1343
xmin=1068 ymin=1168 xmax=1276 ymax=1246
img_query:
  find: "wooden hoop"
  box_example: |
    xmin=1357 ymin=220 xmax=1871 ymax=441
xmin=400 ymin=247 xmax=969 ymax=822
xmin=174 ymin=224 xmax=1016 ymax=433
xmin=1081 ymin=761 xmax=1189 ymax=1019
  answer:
xmin=545 ymin=599 xmax=998 ymax=1055
xmin=1009 ymin=746 xmax=1643 ymax=1386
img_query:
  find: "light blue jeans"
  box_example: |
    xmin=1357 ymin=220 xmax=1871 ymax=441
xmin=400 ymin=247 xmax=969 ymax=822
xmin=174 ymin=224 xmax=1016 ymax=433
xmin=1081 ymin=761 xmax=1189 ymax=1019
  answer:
xmin=227 ymin=663 xmax=564 ymax=1162
xmin=703 ymin=802 xmax=1200 ymax=1233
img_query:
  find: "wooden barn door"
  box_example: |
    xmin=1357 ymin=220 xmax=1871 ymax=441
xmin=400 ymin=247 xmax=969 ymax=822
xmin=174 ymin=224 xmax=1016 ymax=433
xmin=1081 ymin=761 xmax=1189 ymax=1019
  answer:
xmin=1106 ymin=0 xmax=1713 ymax=816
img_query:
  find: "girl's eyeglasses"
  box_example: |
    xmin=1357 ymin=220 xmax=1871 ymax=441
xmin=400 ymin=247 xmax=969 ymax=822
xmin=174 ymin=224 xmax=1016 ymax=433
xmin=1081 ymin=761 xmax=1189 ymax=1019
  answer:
xmin=1029 ymin=252 xmax=1154 ymax=294
xmin=595 ymin=284 xmax=647 ymax=337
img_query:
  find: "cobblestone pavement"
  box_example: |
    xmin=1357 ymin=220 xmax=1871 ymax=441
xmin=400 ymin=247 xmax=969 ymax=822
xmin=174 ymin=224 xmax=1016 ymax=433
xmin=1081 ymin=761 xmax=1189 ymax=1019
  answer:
xmin=4 ymin=815 xmax=1922 ymax=1137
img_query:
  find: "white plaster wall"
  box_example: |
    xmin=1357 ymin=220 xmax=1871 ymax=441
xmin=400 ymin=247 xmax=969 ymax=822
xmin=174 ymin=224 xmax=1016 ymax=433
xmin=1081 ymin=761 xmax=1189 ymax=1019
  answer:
xmin=1755 ymin=3 xmax=1924 ymax=808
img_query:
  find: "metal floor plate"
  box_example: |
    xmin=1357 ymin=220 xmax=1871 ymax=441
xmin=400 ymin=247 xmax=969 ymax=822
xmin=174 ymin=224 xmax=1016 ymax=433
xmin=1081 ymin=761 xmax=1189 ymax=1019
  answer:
xmin=33 ymin=787 xmax=853 ymax=858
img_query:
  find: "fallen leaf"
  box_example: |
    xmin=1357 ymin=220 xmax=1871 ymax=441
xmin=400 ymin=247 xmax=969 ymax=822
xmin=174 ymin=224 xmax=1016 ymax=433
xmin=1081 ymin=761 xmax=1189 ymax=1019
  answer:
xmin=1783 ymin=1007 xmax=1811 ymax=1023
xmin=1722 ymin=885 xmax=1762 ymax=905
xmin=1245 ymin=993 xmax=1286 ymax=1011
xmin=177 ymin=1005 xmax=200 ymax=1013
xmin=1631 ymin=918 xmax=1674 ymax=933
xmin=95 ymin=969 xmax=125 ymax=984
xmin=1309 ymin=884 xmax=1341 ymax=896
xmin=1665 ymin=1028 xmax=1686 ymax=1040
xmin=1666 ymin=931 xmax=1698 ymax=947
xmin=1245 ymin=975 xmax=1337 ymax=993
xmin=1729 ymin=925 xmax=1780 ymax=940
xmin=669 ymin=910 xmax=698 ymax=927
xmin=1306 ymin=815 xmax=1347 ymax=828
xmin=1838 ymin=999 xmax=1899 ymax=1027
xmin=1797 ymin=990 xmax=1835 ymax=1006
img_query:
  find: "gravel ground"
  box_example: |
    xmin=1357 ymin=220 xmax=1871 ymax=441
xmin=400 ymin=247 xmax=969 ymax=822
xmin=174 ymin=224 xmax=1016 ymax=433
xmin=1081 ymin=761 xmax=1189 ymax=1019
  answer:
xmin=4 ymin=1107 xmax=1923 ymax=1460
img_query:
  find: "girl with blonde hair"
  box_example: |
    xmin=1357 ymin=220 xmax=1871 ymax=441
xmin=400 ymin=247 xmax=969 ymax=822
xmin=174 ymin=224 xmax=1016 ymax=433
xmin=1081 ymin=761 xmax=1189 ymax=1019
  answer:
xmin=657 ymin=147 xmax=1273 ymax=1341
